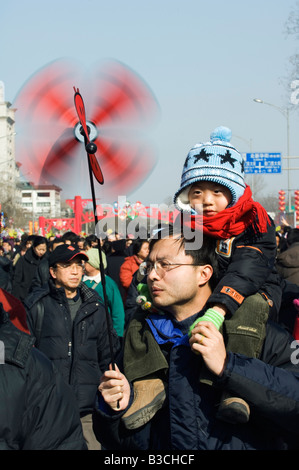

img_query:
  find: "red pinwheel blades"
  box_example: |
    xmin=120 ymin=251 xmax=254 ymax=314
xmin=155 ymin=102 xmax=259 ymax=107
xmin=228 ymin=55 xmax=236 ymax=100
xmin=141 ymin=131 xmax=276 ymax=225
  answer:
xmin=73 ymin=87 xmax=90 ymax=143
xmin=88 ymin=153 xmax=104 ymax=185
xmin=13 ymin=59 xmax=159 ymax=200
xmin=73 ymin=87 xmax=104 ymax=185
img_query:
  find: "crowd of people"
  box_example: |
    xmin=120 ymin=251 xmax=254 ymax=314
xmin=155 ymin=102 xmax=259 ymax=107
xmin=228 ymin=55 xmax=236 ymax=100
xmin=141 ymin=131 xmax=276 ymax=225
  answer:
xmin=0 ymin=228 xmax=152 ymax=449
xmin=0 ymin=230 xmax=151 ymax=332
xmin=1 ymin=126 xmax=299 ymax=451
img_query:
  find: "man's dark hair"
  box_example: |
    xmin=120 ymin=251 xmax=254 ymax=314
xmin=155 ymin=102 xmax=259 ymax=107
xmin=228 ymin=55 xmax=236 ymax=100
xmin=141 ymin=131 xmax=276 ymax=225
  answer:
xmin=61 ymin=231 xmax=80 ymax=246
xmin=149 ymin=224 xmax=219 ymax=288
xmin=86 ymin=234 xmax=98 ymax=243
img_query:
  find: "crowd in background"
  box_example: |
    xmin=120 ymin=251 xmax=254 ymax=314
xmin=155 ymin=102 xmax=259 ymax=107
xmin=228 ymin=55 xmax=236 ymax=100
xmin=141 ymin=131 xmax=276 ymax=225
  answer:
xmin=0 ymin=228 xmax=153 ymax=449
xmin=0 ymin=229 xmax=151 ymax=335
xmin=1 ymin=221 xmax=299 ymax=337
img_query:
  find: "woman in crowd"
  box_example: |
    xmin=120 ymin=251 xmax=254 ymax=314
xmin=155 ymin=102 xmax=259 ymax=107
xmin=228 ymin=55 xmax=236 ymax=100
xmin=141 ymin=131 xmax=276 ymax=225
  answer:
xmin=12 ymin=236 xmax=48 ymax=302
xmin=119 ymin=239 xmax=149 ymax=299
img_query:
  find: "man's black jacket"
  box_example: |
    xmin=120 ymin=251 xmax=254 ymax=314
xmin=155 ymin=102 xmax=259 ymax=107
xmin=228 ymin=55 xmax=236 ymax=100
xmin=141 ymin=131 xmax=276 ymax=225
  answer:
xmin=24 ymin=280 xmax=120 ymax=415
xmin=0 ymin=305 xmax=86 ymax=450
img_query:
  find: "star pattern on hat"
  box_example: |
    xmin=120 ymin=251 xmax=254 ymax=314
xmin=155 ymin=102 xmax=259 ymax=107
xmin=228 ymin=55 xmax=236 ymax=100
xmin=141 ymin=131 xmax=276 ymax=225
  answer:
xmin=183 ymin=145 xmax=244 ymax=174
xmin=193 ymin=148 xmax=213 ymax=164
xmin=218 ymin=150 xmax=237 ymax=168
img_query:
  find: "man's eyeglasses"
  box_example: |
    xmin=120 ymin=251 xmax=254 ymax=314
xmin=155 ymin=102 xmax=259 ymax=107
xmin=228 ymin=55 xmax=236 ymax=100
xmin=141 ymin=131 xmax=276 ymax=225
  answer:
xmin=56 ymin=262 xmax=84 ymax=271
xmin=140 ymin=259 xmax=201 ymax=279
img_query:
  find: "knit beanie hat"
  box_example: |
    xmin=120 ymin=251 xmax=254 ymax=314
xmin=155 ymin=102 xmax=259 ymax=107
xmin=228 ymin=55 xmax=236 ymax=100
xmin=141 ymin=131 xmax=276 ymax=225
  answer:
xmin=174 ymin=126 xmax=246 ymax=212
xmin=86 ymin=248 xmax=107 ymax=270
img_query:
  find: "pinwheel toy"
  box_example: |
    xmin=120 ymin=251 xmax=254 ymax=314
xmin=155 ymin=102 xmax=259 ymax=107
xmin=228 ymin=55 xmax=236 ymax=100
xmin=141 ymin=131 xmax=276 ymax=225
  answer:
xmin=73 ymin=85 xmax=116 ymax=367
xmin=14 ymin=58 xmax=159 ymax=201
xmin=14 ymin=58 xmax=160 ymax=370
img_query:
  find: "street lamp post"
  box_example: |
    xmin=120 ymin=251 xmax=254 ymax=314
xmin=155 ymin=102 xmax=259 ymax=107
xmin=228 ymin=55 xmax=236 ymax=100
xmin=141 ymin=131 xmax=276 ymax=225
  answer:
xmin=253 ymin=98 xmax=291 ymax=210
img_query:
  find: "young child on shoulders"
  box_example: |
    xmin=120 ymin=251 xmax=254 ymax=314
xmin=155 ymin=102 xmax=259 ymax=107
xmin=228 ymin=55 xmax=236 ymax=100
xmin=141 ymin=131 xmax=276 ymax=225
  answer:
xmin=122 ymin=126 xmax=281 ymax=428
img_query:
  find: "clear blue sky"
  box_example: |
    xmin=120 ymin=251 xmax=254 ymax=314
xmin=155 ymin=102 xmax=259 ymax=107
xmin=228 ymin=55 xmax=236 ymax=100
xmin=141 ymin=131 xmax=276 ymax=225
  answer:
xmin=2 ymin=0 xmax=299 ymax=206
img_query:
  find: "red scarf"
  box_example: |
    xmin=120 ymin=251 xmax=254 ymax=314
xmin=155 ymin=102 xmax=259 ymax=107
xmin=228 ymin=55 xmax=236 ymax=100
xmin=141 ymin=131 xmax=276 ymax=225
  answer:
xmin=181 ymin=185 xmax=271 ymax=240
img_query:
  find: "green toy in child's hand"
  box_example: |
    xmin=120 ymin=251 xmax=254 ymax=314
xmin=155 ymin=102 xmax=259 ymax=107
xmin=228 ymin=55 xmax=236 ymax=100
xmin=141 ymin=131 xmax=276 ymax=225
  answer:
xmin=188 ymin=308 xmax=224 ymax=337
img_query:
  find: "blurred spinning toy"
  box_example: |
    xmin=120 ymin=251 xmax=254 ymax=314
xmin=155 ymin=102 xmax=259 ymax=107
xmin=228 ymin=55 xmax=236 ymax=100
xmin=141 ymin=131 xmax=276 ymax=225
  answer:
xmin=13 ymin=58 xmax=159 ymax=200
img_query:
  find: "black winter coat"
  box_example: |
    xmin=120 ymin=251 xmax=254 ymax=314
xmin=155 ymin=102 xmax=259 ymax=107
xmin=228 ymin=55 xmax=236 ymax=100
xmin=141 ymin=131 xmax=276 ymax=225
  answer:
xmin=30 ymin=255 xmax=50 ymax=291
xmin=106 ymin=239 xmax=128 ymax=300
xmin=0 ymin=256 xmax=12 ymax=292
xmin=12 ymin=247 xmax=46 ymax=302
xmin=24 ymin=280 xmax=120 ymax=414
xmin=0 ymin=306 xmax=86 ymax=450
xmin=208 ymin=218 xmax=282 ymax=320
xmin=276 ymin=242 xmax=299 ymax=286
xmin=93 ymin=310 xmax=299 ymax=450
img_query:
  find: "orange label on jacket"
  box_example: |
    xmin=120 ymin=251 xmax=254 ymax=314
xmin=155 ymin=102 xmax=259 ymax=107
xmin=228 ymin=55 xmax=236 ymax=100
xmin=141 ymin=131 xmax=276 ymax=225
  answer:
xmin=220 ymin=286 xmax=244 ymax=304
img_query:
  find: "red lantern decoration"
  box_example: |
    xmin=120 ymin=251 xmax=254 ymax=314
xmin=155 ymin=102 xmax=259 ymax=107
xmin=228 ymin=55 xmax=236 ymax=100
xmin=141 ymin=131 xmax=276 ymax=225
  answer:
xmin=278 ymin=190 xmax=286 ymax=212
xmin=294 ymin=190 xmax=299 ymax=219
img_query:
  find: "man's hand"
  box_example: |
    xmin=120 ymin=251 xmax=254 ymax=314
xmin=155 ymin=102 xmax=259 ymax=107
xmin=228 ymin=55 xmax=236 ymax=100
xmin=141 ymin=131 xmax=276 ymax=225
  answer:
xmin=98 ymin=363 xmax=131 ymax=411
xmin=189 ymin=321 xmax=227 ymax=376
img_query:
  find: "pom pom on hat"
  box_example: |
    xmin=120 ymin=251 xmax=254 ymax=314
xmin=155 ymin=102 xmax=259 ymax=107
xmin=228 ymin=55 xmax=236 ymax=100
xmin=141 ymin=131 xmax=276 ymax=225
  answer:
xmin=210 ymin=126 xmax=232 ymax=143
xmin=174 ymin=126 xmax=246 ymax=211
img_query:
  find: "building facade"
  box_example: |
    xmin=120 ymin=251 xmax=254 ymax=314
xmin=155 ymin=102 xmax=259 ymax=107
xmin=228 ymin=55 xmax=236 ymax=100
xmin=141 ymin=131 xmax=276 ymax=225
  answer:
xmin=0 ymin=81 xmax=21 ymax=209
xmin=20 ymin=183 xmax=62 ymax=220
xmin=0 ymin=81 xmax=63 ymax=231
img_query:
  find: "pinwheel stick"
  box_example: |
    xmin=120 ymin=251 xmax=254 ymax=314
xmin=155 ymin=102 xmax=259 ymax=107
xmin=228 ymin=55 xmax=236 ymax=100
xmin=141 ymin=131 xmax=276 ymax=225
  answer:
xmin=87 ymin=148 xmax=116 ymax=367
xmin=73 ymin=88 xmax=116 ymax=370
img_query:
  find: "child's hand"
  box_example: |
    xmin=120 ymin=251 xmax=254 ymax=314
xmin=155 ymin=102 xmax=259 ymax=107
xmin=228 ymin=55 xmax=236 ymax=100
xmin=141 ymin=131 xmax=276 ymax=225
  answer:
xmin=98 ymin=363 xmax=131 ymax=411
xmin=188 ymin=307 xmax=225 ymax=337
